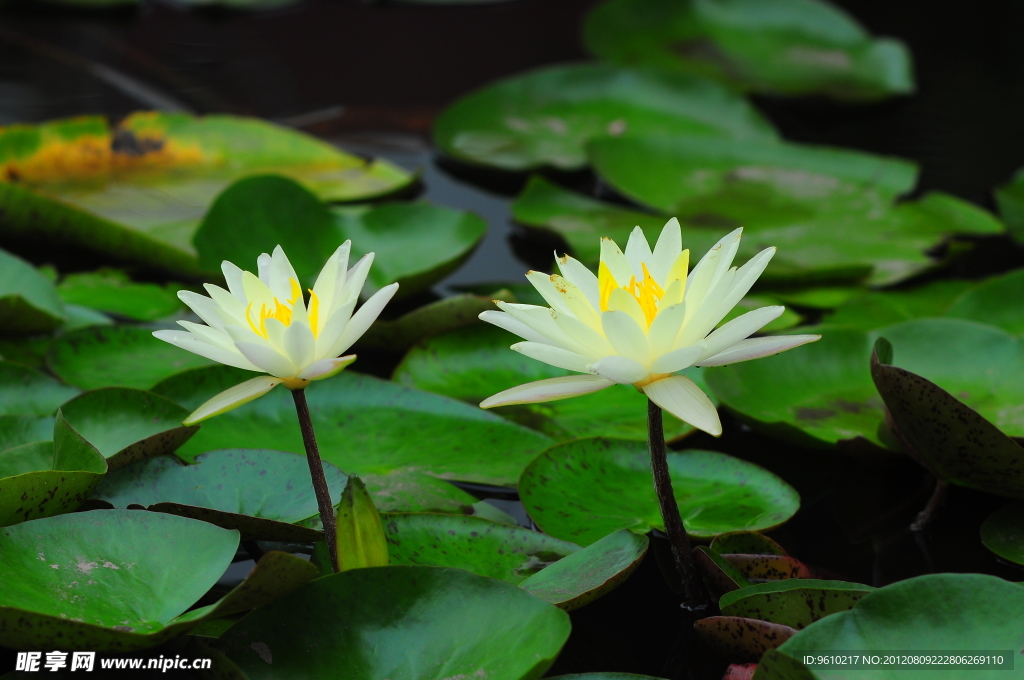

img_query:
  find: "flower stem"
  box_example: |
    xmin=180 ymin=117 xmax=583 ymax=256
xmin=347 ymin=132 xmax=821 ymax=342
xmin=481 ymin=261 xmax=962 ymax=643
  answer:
xmin=291 ymin=388 xmax=339 ymax=573
xmin=647 ymin=398 xmax=710 ymax=611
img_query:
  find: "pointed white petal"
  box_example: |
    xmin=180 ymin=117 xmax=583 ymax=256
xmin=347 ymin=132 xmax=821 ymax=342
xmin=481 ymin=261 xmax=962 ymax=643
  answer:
xmin=624 ymin=226 xmax=654 ymax=280
xmin=298 ymin=355 xmax=356 ymax=380
xmin=649 ymin=343 xmax=705 ymax=375
xmin=697 ymin=334 xmax=820 ymax=367
xmin=203 ymin=284 xmax=248 ymax=324
xmin=599 ymin=237 xmax=634 ymax=288
xmin=556 ymin=255 xmax=600 ymax=309
xmin=495 ymin=302 xmax=590 ymax=353
xmin=525 ymin=271 xmax=575 ymax=319
xmin=241 ymin=270 xmax=275 ymax=310
xmin=340 ymin=253 xmax=374 ymax=304
xmin=235 ymin=341 xmax=298 ymax=378
xmin=257 ymin=252 xmax=273 ymax=287
xmin=480 ymin=375 xmax=613 ymax=408
xmin=269 ymin=245 xmax=301 ymax=300
xmin=479 ymin=310 xmax=551 ymax=345
xmin=701 ymin=306 xmax=785 ymax=359
xmin=283 ymin=320 xmax=316 ymax=369
xmin=549 ymin=274 xmax=602 ymax=330
xmin=601 ymin=310 xmax=651 ymax=366
xmin=312 ymin=242 xmax=350 ymax=317
xmin=588 ymin=355 xmax=649 ymax=384
xmin=178 ymin=291 xmax=227 ymax=331
xmin=512 ymin=342 xmax=591 ymax=373
xmin=152 ymin=330 xmax=259 ymax=371
xmin=685 ymin=228 xmax=742 ymax=310
xmin=605 ymin=288 xmax=648 ymax=333
xmin=331 ymin=282 xmax=398 ymax=355
xmin=184 ymin=375 xmax=282 ymax=425
xmin=642 ymin=375 xmax=721 ymax=436
xmin=551 ymin=310 xmax=613 ymax=356
xmin=177 ymin=321 xmax=235 ymax=351
xmin=648 ymin=302 xmax=687 ymax=358
xmin=651 ymin=218 xmax=682 ymax=284
xmin=221 ymin=261 xmax=247 ymax=302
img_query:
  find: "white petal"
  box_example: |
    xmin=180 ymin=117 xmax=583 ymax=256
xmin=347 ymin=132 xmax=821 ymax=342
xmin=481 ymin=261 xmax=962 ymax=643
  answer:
xmin=177 ymin=321 xmax=235 ymax=352
xmin=716 ymin=247 xmax=777 ymax=317
xmin=178 ymin=291 xmax=227 ymax=331
xmin=269 ymin=245 xmax=301 ymax=300
xmin=152 ymin=330 xmax=259 ymax=371
xmin=602 ymin=310 xmax=650 ymax=366
xmin=697 ymin=334 xmax=820 ymax=367
xmin=549 ymin=274 xmax=602 ymax=331
xmin=650 ymin=218 xmax=682 ymax=284
xmin=331 ymin=282 xmax=398 ymax=356
xmin=551 ymin=310 xmax=613 ymax=357
xmin=283 ymin=321 xmax=316 ymax=369
xmin=649 ymin=343 xmax=705 ymax=375
xmin=512 ymin=342 xmax=591 ymax=373
xmin=525 ymin=271 xmax=575 ymax=319
xmin=257 ymin=252 xmax=273 ymax=287
xmin=685 ymin=228 xmax=742 ymax=310
xmin=495 ymin=302 xmax=589 ymax=353
xmin=235 ymin=341 xmax=298 ymax=378
xmin=599 ymin=237 xmax=633 ymax=287
xmin=203 ymin=284 xmax=248 ymax=324
xmin=624 ymin=226 xmax=654 ymax=280
xmin=479 ymin=310 xmax=551 ymax=345
xmin=221 ymin=261 xmax=247 ymax=302
xmin=313 ymin=242 xmax=351 ymax=318
xmin=605 ymin=288 xmax=648 ymax=333
xmin=588 ymin=355 xmax=649 ymax=384
xmin=648 ymin=302 xmax=687 ymax=358
xmin=340 ymin=253 xmax=374 ymax=305
xmin=315 ymin=297 xmax=359 ymax=359
xmin=480 ymin=375 xmax=613 ymax=408
xmin=556 ymin=255 xmax=600 ymax=309
xmin=241 ymin=270 xmax=275 ymax=311
xmin=183 ymin=375 xmax=282 ymax=425
xmin=642 ymin=375 xmax=721 ymax=436
xmin=298 ymin=355 xmax=356 ymax=380
xmin=701 ymin=306 xmax=785 ymax=359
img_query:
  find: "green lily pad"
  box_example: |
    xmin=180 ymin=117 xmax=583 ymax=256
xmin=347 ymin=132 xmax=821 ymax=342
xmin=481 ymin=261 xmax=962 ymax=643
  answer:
xmin=981 ymin=502 xmax=1024 ymax=566
xmin=584 ymin=0 xmax=914 ymax=100
xmin=719 ymin=579 xmax=874 ymax=630
xmin=995 ymin=167 xmax=1024 ymax=241
xmin=711 ymin=531 xmax=788 ymax=556
xmin=393 ymin=324 xmax=703 ymax=442
xmin=153 ymin=365 xmax=553 ymax=486
xmin=0 ymin=248 xmax=66 ymax=334
xmin=383 ymin=512 xmax=580 ymax=583
xmin=766 ymin=574 xmax=1024 ymax=679
xmin=0 ymin=113 xmax=413 ymax=276
xmin=0 ymin=415 xmax=53 ymax=452
xmin=434 ymin=62 xmax=776 ymax=171
xmin=0 ymin=361 xmax=79 ymax=416
xmin=91 ymin=449 xmax=347 ymax=541
xmin=0 ymin=509 xmax=237 ymax=650
xmin=56 ymin=269 xmax=184 ymax=322
xmin=871 ymin=337 xmax=1024 ymax=499
xmin=333 ymin=202 xmax=488 ymax=297
xmin=586 ymin=135 xmax=1002 ymax=285
xmin=706 ymin=319 xmax=1024 ymax=449
xmin=694 ymin=616 xmax=797 ymax=663
xmin=0 ymin=412 xmax=107 ymax=527
xmin=59 ymin=388 xmax=198 ymax=471
xmin=216 ymin=566 xmax=571 ymax=680
xmin=361 ymin=468 xmax=481 ymax=513
xmin=48 ymin=325 xmax=215 ymax=391
xmin=356 ymin=290 xmax=515 ymax=353
xmin=520 ymin=529 xmax=649 ymax=611
xmin=823 ymin=279 xmax=974 ymax=331
xmin=945 ymin=268 xmax=1024 ymax=336
xmin=519 ymin=438 xmax=800 ymax=546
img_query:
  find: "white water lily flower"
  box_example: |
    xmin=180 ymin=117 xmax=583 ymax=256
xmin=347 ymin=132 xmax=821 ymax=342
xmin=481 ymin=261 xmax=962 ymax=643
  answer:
xmin=154 ymin=244 xmax=397 ymax=425
xmin=478 ymin=220 xmax=819 ymax=436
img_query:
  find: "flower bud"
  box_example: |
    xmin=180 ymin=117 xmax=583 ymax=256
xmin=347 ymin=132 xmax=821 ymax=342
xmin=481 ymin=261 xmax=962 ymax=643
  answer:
xmin=334 ymin=475 xmax=389 ymax=571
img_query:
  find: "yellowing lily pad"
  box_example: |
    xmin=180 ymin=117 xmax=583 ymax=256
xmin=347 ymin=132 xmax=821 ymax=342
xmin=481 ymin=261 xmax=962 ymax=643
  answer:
xmin=434 ymin=62 xmax=777 ymax=171
xmin=0 ymin=113 xmax=413 ymax=276
xmin=48 ymin=325 xmax=215 ymax=391
xmin=519 ymin=438 xmax=799 ymax=546
xmin=0 ymin=248 xmax=66 ymax=334
xmin=584 ymin=0 xmax=914 ymax=100
xmin=393 ymin=324 xmax=704 ymax=442
xmin=152 ymin=365 xmax=553 ymax=487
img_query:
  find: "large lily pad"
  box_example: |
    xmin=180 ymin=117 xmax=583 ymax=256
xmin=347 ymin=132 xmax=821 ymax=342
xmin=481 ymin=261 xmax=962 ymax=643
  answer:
xmin=586 ymin=135 xmax=1002 ymax=285
xmin=0 ymin=113 xmax=413 ymax=276
xmin=152 ymin=365 xmax=553 ymax=486
xmin=56 ymin=269 xmax=184 ymax=322
xmin=719 ymin=579 xmax=874 ymax=630
xmin=434 ymin=62 xmax=776 ymax=171
xmin=361 ymin=468 xmax=481 ymax=514
xmin=92 ymin=449 xmax=348 ymax=541
xmin=822 ymin=279 xmax=974 ymax=331
xmin=333 ymin=202 xmax=488 ymax=297
xmin=519 ymin=438 xmax=800 ymax=546
xmin=871 ymin=337 xmax=1024 ymax=499
xmin=0 ymin=412 xmax=107 ymax=527
xmin=705 ymin=319 xmax=1024 ymax=449
xmin=0 ymin=248 xmax=66 ymax=334
xmin=945 ymin=268 xmax=1024 ymax=336
xmin=584 ymin=0 xmax=914 ymax=100
xmin=995 ymin=167 xmax=1024 ymax=241
xmin=980 ymin=502 xmax=1024 ymax=566
xmin=48 ymin=325 xmax=214 ymax=391
xmin=519 ymin=529 xmax=649 ymax=611
xmin=393 ymin=324 xmax=701 ymax=442
xmin=762 ymin=574 xmax=1024 ymax=679
xmin=59 ymin=388 xmax=198 ymax=470
xmin=0 ymin=361 xmax=79 ymax=416
xmin=0 ymin=415 xmax=53 ymax=452
xmin=216 ymin=566 xmax=572 ymax=680
xmin=384 ymin=512 xmax=580 ymax=583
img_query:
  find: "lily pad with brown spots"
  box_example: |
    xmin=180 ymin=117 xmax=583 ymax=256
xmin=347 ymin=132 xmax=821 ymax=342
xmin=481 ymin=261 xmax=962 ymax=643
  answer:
xmin=711 ymin=531 xmax=789 ymax=557
xmin=719 ymin=579 xmax=874 ymax=630
xmin=694 ymin=545 xmax=753 ymax=596
xmin=694 ymin=616 xmax=798 ymax=663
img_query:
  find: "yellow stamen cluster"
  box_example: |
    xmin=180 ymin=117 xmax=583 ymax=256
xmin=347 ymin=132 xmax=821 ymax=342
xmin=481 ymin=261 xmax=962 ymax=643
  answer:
xmin=599 ymin=261 xmax=665 ymax=327
xmin=245 ymin=278 xmax=321 ymax=339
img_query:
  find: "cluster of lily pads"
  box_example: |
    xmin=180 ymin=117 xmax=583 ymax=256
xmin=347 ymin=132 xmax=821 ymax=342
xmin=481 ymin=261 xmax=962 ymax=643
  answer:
xmin=2 ymin=0 xmax=1024 ymax=678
